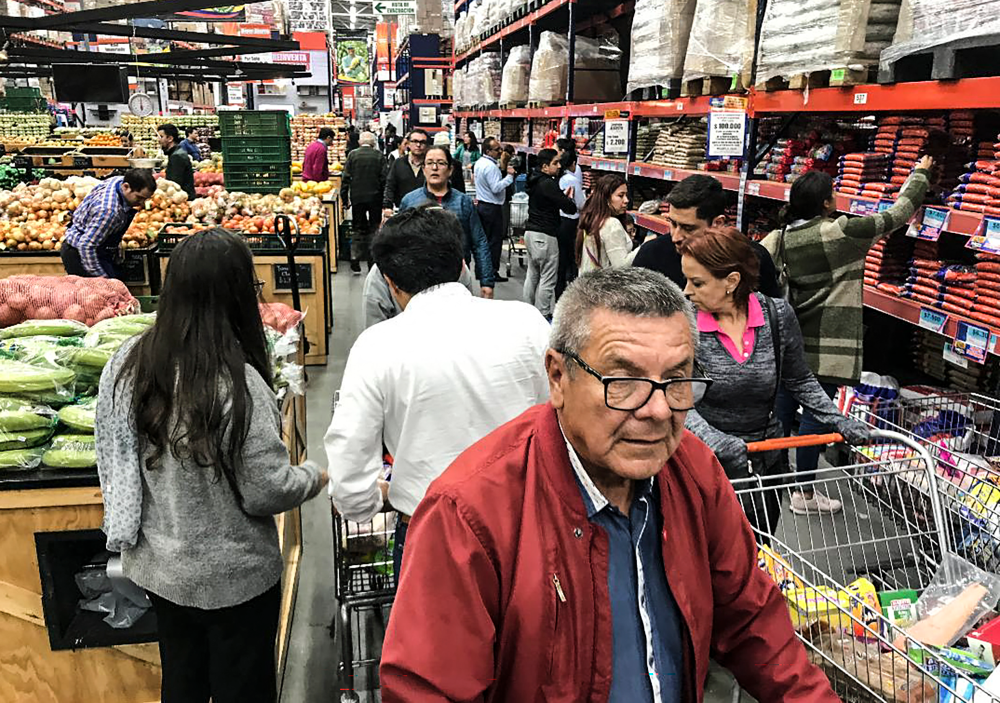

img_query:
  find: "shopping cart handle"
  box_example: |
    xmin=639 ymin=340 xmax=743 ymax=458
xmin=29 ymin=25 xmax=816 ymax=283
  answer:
xmin=746 ymin=433 xmax=844 ymax=453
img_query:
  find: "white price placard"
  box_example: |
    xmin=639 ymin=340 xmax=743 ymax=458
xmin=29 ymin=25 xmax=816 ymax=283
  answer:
xmin=604 ymin=119 xmax=629 ymax=155
xmin=707 ymin=110 xmax=747 ymax=158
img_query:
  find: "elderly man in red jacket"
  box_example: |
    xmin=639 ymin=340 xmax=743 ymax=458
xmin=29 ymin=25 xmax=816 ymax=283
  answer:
xmin=379 ymin=266 xmax=839 ymax=703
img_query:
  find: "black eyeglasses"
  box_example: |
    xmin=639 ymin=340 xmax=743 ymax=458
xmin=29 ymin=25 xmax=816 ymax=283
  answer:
xmin=253 ymin=280 xmax=265 ymax=295
xmin=557 ymin=349 xmax=712 ymax=412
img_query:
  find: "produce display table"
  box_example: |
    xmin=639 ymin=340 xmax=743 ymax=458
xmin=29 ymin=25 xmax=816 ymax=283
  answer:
xmin=0 ymin=390 xmax=307 ymax=703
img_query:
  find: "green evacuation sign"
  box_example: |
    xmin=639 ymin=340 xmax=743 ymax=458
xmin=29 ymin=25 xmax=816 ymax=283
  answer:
xmin=373 ymin=0 xmax=417 ymax=14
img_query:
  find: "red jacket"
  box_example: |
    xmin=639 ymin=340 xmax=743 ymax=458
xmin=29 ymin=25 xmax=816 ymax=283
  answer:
xmin=380 ymin=404 xmax=838 ymax=702
xmin=301 ymin=140 xmax=329 ymax=182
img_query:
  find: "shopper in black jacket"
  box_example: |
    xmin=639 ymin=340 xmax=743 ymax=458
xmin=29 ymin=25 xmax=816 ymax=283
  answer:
xmin=523 ymin=148 xmax=577 ymax=319
xmin=343 ymin=132 xmax=388 ymax=273
xmin=382 ymin=129 xmax=429 ymax=219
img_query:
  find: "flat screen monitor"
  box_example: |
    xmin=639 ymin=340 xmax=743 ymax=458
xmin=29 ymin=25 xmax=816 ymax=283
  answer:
xmin=52 ymin=64 xmax=129 ymax=104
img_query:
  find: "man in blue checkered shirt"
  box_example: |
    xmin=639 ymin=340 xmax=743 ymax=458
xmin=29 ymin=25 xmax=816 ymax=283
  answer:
xmin=62 ymin=169 xmax=156 ymax=278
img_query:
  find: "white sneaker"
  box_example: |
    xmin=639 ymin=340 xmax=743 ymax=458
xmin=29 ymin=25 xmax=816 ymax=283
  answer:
xmin=790 ymin=490 xmax=843 ymax=515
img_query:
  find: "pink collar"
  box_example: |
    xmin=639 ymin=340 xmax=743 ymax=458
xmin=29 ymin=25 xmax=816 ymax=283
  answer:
xmin=696 ymin=294 xmax=765 ymax=332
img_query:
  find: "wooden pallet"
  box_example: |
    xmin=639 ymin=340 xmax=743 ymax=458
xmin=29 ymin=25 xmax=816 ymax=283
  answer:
xmin=527 ymin=100 xmax=565 ymax=108
xmin=680 ymin=74 xmax=745 ymax=97
xmin=627 ymin=80 xmax=681 ymax=102
xmin=756 ymin=66 xmax=872 ymax=92
xmin=499 ymin=102 xmax=527 ymax=110
xmin=879 ymin=33 xmax=1000 ymax=83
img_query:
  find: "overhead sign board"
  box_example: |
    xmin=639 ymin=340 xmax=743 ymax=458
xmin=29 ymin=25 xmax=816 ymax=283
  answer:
xmin=374 ymin=0 xmax=417 ymax=15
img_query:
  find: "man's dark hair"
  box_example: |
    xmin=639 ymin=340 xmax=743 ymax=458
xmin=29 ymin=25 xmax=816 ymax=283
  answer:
xmin=372 ymin=207 xmax=464 ymax=295
xmin=559 ymin=149 xmax=577 ymax=171
xmin=537 ymin=148 xmax=559 ymax=170
xmin=157 ymin=123 xmax=180 ymax=143
xmin=784 ymin=170 xmax=834 ymax=225
xmin=482 ymin=136 xmax=499 ymax=154
xmin=123 ymin=168 xmax=157 ymax=193
xmin=318 ymin=127 xmax=335 ymax=140
xmin=407 ymin=128 xmax=429 ymax=142
xmin=556 ymin=137 xmax=576 ymax=154
xmin=185 ymin=126 xmax=199 ymax=137
xmin=666 ymin=174 xmax=727 ymax=224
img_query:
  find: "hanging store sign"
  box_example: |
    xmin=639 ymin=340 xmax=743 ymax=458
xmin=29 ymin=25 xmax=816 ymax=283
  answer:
xmin=373 ymin=0 xmax=417 ymax=15
xmin=707 ymin=109 xmax=747 ymax=159
xmin=286 ymin=0 xmax=326 ymax=31
xmin=604 ymin=119 xmax=629 ymax=155
xmin=226 ymin=83 xmax=246 ymax=105
xmin=272 ymin=51 xmax=311 ymax=69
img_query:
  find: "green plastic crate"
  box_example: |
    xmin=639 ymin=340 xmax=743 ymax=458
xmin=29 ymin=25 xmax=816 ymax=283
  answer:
xmin=223 ymin=161 xmax=291 ymax=194
xmin=219 ymin=111 xmax=291 ymax=137
xmin=0 ymin=97 xmax=46 ymax=113
xmin=221 ymin=137 xmax=292 ymax=163
xmin=5 ymin=87 xmax=41 ymax=98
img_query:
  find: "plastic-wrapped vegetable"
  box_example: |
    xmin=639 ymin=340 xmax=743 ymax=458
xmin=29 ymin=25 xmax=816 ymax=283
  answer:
xmin=58 ymin=398 xmax=97 ymax=433
xmin=0 ymin=319 xmax=88 ymax=340
xmin=0 ymin=447 xmax=45 ymax=471
xmin=0 ymin=427 xmax=53 ymax=451
xmin=500 ymin=45 xmax=532 ymax=106
xmin=627 ymin=0 xmax=698 ymax=93
xmin=43 ymin=445 xmax=97 ymax=469
xmin=0 ymin=357 xmax=75 ymax=395
xmin=0 ymin=397 xmax=56 ymax=432
xmin=681 ymin=0 xmax=752 ymax=82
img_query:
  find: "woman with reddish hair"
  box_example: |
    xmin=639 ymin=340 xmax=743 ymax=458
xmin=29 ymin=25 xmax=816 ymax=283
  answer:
xmin=678 ymin=226 xmax=869 ymax=537
xmin=575 ymin=174 xmax=633 ymax=272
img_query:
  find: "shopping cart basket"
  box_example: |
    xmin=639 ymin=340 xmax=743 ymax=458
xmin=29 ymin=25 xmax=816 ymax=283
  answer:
xmin=330 ymin=392 xmax=397 ymax=703
xmin=732 ymin=431 xmax=1000 ymax=702
xmin=505 ymin=192 xmax=528 ymax=276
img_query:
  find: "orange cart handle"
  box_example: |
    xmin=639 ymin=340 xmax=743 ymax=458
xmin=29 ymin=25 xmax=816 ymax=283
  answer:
xmin=746 ymin=433 xmax=844 ymax=453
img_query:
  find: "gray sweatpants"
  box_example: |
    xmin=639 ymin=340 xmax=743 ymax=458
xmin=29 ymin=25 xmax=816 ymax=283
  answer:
xmin=523 ymin=230 xmax=558 ymax=318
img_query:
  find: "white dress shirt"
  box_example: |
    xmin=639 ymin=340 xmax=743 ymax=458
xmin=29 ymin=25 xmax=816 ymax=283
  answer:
xmin=474 ymin=155 xmax=514 ymax=205
xmin=325 ymin=282 xmax=551 ymax=522
xmin=559 ymin=170 xmax=586 ymax=220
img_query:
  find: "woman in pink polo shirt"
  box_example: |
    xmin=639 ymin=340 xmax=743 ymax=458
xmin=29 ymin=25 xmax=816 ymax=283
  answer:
xmin=677 ymin=226 xmax=869 ymax=540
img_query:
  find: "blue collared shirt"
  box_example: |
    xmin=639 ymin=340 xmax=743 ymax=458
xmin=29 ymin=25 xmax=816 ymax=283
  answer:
xmin=64 ymin=177 xmax=137 ymax=277
xmin=565 ymin=437 xmax=685 ymax=703
xmin=399 ymin=186 xmax=495 ymax=287
xmin=473 ymin=155 xmax=514 ymax=205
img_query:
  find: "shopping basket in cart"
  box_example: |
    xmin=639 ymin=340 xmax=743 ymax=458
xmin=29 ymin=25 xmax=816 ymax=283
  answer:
xmin=732 ymin=431 xmax=1000 ymax=702
xmin=505 ymin=192 xmax=529 ymax=277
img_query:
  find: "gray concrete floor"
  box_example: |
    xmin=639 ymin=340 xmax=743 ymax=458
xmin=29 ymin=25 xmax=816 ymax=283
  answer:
xmin=277 ymin=260 xmax=750 ymax=703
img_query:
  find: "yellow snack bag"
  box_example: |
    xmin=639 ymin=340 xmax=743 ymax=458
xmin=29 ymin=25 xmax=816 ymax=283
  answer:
xmin=785 ymin=585 xmax=852 ymax=632
xmin=757 ymin=545 xmax=804 ymax=594
xmin=847 ymin=577 xmax=881 ymax=639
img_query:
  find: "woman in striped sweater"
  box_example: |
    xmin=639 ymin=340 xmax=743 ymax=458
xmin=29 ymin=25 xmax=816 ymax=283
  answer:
xmin=679 ymin=227 xmax=870 ymax=537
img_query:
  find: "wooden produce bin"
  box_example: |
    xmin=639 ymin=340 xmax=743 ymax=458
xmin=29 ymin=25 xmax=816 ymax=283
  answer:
xmin=0 ymin=249 xmax=161 ymax=298
xmin=324 ymin=191 xmax=343 ymax=274
xmin=159 ymin=252 xmax=330 ymax=366
xmin=0 ymin=392 xmax=307 ymax=703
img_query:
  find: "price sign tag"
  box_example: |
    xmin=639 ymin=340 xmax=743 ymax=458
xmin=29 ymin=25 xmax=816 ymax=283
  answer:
xmin=853 ymin=92 xmax=868 ymax=105
xmin=632 ymin=165 xmax=642 ymax=176
xmin=943 ymin=343 xmax=970 ymax=369
xmin=746 ymin=182 xmax=761 ymax=196
xmin=662 ymin=169 xmax=673 ymax=181
xmin=604 ymin=119 xmax=629 ymax=155
xmin=849 ymin=199 xmax=879 ymax=216
xmin=918 ymin=308 xmax=948 ymax=334
xmin=953 ymin=321 xmax=990 ymax=364
xmin=966 ymin=216 xmax=1000 ymax=255
xmin=707 ymin=109 xmax=747 ymax=158
xmin=906 ymin=206 xmax=949 ymax=241
xmin=877 ymin=200 xmax=894 ymax=213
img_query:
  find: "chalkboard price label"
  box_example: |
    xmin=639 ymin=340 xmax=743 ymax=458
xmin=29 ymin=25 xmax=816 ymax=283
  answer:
xmin=272 ymin=263 xmax=315 ymax=292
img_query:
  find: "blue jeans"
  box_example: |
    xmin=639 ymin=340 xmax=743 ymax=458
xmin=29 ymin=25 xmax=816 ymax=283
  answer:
xmin=392 ymin=519 xmax=408 ymax=588
xmin=776 ymin=381 xmax=839 ymax=486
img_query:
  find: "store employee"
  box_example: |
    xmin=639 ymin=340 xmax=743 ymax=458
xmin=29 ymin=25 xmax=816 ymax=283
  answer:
xmin=62 ymin=169 xmax=156 ymax=279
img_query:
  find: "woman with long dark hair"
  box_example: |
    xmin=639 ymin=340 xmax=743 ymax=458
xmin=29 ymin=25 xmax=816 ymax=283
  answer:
xmin=575 ymin=174 xmax=632 ymax=272
xmin=96 ymin=229 xmax=327 ymax=703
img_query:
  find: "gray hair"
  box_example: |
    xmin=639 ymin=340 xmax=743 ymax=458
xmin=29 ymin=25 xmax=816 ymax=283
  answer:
xmin=359 ymin=131 xmax=377 ymax=147
xmin=550 ymin=267 xmax=698 ymax=356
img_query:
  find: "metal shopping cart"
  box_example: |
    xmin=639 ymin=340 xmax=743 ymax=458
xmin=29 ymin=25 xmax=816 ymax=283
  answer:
xmin=732 ymin=430 xmax=1000 ymax=702
xmin=505 ymin=192 xmax=529 ymax=277
xmin=330 ymin=390 xmax=397 ymax=703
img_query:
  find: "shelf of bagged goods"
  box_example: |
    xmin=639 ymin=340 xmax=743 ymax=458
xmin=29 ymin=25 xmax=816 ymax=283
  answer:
xmin=454 ymin=0 xmax=575 ymax=64
xmin=454 ymin=96 xmax=721 ymax=120
xmin=863 ymin=286 xmax=1000 ymax=354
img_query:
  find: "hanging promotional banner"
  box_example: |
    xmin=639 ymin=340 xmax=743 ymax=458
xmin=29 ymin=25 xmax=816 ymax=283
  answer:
xmin=376 ymin=22 xmax=392 ymax=81
xmin=173 ymin=6 xmax=245 ymax=21
xmin=238 ymin=23 xmax=272 ymax=63
xmin=336 ymin=36 xmax=370 ymax=84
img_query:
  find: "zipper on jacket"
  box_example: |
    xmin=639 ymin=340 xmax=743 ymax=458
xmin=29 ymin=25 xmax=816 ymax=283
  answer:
xmin=552 ymin=573 xmax=566 ymax=602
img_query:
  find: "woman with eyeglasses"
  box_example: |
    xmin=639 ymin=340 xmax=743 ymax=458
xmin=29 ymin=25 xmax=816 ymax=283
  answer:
xmin=399 ymin=145 xmax=495 ymax=298
xmin=96 ymin=228 xmax=328 ymax=702
xmin=678 ymin=226 xmax=870 ymax=537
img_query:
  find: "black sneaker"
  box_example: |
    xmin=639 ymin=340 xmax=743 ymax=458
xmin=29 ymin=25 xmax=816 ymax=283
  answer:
xmin=495 ymin=274 xmax=509 ymax=283
xmin=350 ymin=260 xmax=362 ymax=275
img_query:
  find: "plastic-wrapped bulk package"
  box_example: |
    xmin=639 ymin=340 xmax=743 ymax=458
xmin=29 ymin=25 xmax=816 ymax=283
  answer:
xmin=880 ymin=0 xmax=1000 ymax=70
xmin=500 ymin=45 xmax=532 ymax=106
xmin=456 ymin=13 xmax=468 ymax=51
xmin=480 ymin=53 xmax=503 ymax=105
xmin=755 ymin=0 xmax=873 ymax=85
xmin=453 ymin=67 xmax=465 ymax=107
xmin=529 ymin=30 xmax=623 ymax=104
xmin=627 ymin=0 xmax=697 ymax=93
xmin=682 ymin=0 xmax=750 ymax=82
xmin=465 ymin=59 xmax=481 ymax=107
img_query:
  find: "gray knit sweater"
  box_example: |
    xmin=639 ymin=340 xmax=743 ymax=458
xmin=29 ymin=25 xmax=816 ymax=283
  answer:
xmin=686 ymin=293 xmax=856 ymax=480
xmin=96 ymin=341 xmax=324 ymax=609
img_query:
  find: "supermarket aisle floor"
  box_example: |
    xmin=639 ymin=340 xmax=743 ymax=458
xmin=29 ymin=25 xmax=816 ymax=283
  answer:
xmin=279 ymin=264 xmax=748 ymax=703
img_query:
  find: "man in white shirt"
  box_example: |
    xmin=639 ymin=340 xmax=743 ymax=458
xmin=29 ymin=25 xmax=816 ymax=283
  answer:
xmin=557 ymin=149 xmax=586 ymax=299
xmin=325 ymin=206 xmax=551 ymax=580
xmin=474 ymin=137 xmax=516 ymax=283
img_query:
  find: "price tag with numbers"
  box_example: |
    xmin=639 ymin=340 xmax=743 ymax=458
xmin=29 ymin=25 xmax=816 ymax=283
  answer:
xmin=906 ymin=206 xmax=949 ymax=242
xmin=918 ymin=308 xmax=948 ymax=334
xmin=954 ymin=321 xmax=990 ymax=364
xmin=746 ymin=182 xmax=761 ymax=196
xmin=967 ymin=216 xmax=1000 ymax=255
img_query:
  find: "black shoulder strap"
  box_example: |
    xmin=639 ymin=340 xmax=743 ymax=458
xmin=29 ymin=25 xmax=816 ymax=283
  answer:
xmin=761 ymin=295 xmax=783 ymax=440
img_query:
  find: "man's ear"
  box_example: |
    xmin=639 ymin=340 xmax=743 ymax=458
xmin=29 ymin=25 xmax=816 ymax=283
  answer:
xmin=711 ymin=214 xmax=726 ymax=229
xmin=545 ymin=349 xmax=567 ymax=410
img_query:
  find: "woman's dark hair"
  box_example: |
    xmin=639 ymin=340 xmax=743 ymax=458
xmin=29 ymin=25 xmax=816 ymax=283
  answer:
xmin=464 ymin=131 xmax=480 ymax=152
xmin=677 ymin=225 xmax=761 ymax=309
xmin=318 ymin=127 xmax=335 ymax=140
xmin=559 ymin=149 xmax=577 ymax=172
xmin=123 ymin=168 xmax=157 ymax=193
xmin=117 ymin=229 xmax=271 ymax=508
xmin=783 ymin=170 xmax=834 ymax=225
xmin=536 ymin=148 xmax=559 ymax=171
xmin=424 ymin=145 xmax=455 ymax=173
xmin=373 ymin=207 xmax=464 ymax=294
xmin=576 ymin=174 xmax=627 ymax=267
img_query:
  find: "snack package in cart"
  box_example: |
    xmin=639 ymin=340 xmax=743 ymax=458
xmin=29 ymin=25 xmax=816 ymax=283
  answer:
xmin=757 ymin=544 xmax=803 ymax=593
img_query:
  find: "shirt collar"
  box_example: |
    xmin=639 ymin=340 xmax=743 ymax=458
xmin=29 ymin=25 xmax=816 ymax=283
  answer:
xmin=403 ymin=282 xmax=472 ymax=312
xmin=113 ymin=178 xmax=128 ymax=208
xmin=559 ymin=422 xmax=652 ymax=518
xmin=696 ymin=293 xmax=765 ymax=332
xmin=424 ymin=185 xmax=451 ymax=202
